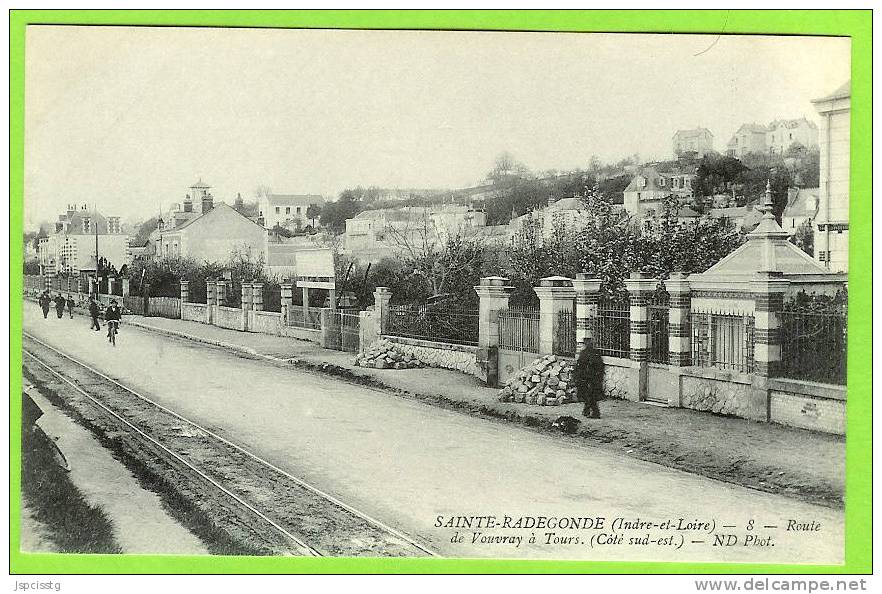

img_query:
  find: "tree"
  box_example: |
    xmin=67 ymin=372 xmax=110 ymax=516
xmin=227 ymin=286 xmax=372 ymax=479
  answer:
xmin=383 ymin=212 xmax=487 ymax=302
xmin=306 ymin=204 xmax=322 ymax=228
xmin=791 ymin=219 xmax=814 ymax=256
xmin=320 ymin=191 xmax=365 ymax=234
xmin=693 ymin=154 xmax=747 ymax=197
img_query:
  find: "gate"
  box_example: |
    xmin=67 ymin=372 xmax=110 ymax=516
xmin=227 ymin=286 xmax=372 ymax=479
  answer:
xmin=497 ymin=307 xmax=540 ymax=384
xmin=648 ymin=285 xmax=669 ymax=364
xmin=327 ymin=309 xmax=361 ymax=352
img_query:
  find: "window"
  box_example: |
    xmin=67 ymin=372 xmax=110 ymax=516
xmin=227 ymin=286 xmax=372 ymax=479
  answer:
xmin=296 ymin=206 xmax=301 ymax=215
xmin=82 ymin=218 xmax=91 ymax=233
xmin=275 ymin=207 xmax=280 ymax=214
xmin=658 ymin=178 xmax=665 ymax=187
xmin=285 ymin=207 xmax=291 ymax=214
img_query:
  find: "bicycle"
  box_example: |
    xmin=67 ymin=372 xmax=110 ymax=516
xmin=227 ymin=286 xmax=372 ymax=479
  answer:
xmin=107 ymin=320 xmax=119 ymax=346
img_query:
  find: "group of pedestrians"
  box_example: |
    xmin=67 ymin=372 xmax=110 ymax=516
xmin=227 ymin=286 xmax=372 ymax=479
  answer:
xmin=37 ymin=289 xmax=123 ymax=344
xmin=38 ymin=290 xmax=74 ymax=320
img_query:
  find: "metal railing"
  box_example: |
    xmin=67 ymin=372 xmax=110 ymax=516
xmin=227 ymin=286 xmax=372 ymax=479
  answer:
xmin=690 ymin=310 xmax=755 ymax=373
xmin=385 ymin=304 xmax=479 ymax=346
xmin=287 ymin=306 xmax=323 ymax=330
xmin=498 ymin=306 xmax=540 ymax=353
xmin=591 ymin=298 xmax=630 ymax=358
xmin=778 ymin=310 xmax=847 ymax=385
xmin=554 ymin=309 xmax=576 ymax=357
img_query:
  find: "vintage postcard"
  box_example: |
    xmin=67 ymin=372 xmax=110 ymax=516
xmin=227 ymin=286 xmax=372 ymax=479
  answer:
xmin=11 ymin=11 xmax=870 ymax=576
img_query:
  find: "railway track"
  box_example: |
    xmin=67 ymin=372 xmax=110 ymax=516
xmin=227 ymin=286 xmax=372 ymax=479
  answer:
xmin=22 ymin=331 xmax=438 ymax=558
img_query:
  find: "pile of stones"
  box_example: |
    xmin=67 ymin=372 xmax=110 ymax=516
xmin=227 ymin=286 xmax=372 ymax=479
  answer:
xmin=354 ymin=339 xmax=425 ymax=370
xmin=497 ymin=354 xmax=578 ymax=406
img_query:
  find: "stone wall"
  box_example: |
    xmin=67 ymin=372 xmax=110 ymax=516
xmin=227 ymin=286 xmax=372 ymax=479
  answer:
xmin=181 ymin=302 xmax=208 ymax=323
xmin=214 ymin=305 xmax=245 ymax=331
xmin=680 ymin=368 xmax=754 ymax=417
xmin=603 ymin=357 xmax=641 ymax=401
xmin=248 ymin=310 xmax=283 ymax=334
xmin=384 ymin=335 xmax=480 ymax=378
xmin=769 ymin=378 xmax=846 ymax=434
xmin=280 ymin=325 xmax=321 ymax=343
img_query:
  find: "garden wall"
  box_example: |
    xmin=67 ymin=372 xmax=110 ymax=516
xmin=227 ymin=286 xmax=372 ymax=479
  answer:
xmin=214 ymin=306 xmax=245 ymax=331
xmin=248 ymin=310 xmax=283 ymax=335
xmin=384 ymin=335 xmax=481 ymax=378
xmin=769 ymin=378 xmax=846 ymax=435
xmin=181 ymin=302 xmax=209 ymax=324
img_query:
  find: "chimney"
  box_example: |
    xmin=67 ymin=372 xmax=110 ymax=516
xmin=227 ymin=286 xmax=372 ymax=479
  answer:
xmin=183 ymin=193 xmax=193 ymax=213
xmin=202 ymin=193 xmax=214 ymax=213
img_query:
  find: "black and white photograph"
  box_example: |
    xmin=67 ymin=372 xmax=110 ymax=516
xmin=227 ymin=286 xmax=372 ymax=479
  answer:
xmin=20 ymin=26 xmax=851 ymax=564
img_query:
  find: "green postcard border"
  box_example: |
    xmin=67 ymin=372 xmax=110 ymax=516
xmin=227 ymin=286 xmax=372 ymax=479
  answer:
xmin=8 ymin=9 xmax=872 ymax=575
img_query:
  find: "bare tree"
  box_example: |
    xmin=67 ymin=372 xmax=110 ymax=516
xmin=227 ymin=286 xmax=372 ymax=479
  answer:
xmin=383 ymin=212 xmax=486 ymax=298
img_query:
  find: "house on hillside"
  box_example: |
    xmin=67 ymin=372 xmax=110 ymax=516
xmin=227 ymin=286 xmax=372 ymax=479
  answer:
xmin=154 ymin=201 xmax=268 ymax=264
xmin=622 ymin=166 xmax=696 ymax=218
xmin=673 ymin=128 xmax=714 ymax=157
xmin=767 ymin=117 xmax=819 ymax=155
xmin=726 ymin=123 xmax=769 ymax=157
xmin=259 ymin=194 xmax=325 ymax=230
xmin=782 ymin=187 xmax=820 ymax=235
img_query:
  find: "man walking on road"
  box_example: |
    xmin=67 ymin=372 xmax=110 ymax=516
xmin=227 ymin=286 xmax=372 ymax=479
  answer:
xmin=53 ymin=293 xmax=66 ymax=319
xmin=88 ymin=297 xmax=101 ymax=331
xmin=66 ymin=294 xmax=75 ymax=319
xmin=38 ymin=291 xmax=51 ymax=319
xmin=573 ymin=337 xmax=604 ymax=419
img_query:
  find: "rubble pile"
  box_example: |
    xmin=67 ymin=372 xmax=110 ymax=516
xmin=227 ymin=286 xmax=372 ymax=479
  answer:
xmin=497 ymin=354 xmax=578 ymax=406
xmin=354 ymin=339 xmax=425 ymax=370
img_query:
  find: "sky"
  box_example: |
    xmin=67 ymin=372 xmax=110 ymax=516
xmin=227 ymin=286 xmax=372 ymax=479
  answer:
xmin=24 ymin=26 xmax=850 ymax=229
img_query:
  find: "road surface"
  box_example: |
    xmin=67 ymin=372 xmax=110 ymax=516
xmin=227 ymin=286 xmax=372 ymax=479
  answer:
xmin=22 ymin=306 xmax=844 ymax=563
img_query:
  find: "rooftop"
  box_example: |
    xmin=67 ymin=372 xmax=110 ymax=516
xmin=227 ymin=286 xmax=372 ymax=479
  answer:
xmin=812 ymin=79 xmax=850 ymax=104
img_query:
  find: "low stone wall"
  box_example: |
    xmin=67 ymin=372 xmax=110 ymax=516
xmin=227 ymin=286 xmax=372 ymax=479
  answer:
xmin=602 ymin=356 xmax=641 ymax=401
xmin=769 ymin=378 xmax=846 ymax=435
xmin=280 ymin=325 xmax=321 ymax=343
xmin=214 ymin=305 xmax=245 ymax=331
xmin=248 ymin=310 xmax=283 ymax=334
xmin=383 ymin=335 xmax=480 ymax=378
xmin=679 ymin=367 xmax=754 ymax=418
xmin=181 ymin=302 xmax=208 ymax=324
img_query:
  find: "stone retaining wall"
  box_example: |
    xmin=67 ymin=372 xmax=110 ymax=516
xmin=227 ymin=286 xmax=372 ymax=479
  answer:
xmin=679 ymin=369 xmax=754 ymax=418
xmin=383 ymin=335 xmax=480 ymax=378
xmin=769 ymin=378 xmax=846 ymax=435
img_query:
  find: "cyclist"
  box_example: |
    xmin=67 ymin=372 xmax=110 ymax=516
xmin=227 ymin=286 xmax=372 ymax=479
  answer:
xmin=104 ymin=299 xmax=123 ymax=345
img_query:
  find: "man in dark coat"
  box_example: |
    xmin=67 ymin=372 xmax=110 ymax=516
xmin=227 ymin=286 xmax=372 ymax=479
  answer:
xmin=54 ymin=293 xmax=66 ymax=319
xmin=88 ymin=298 xmax=101 ymax=331
xmin=39 ymin=291 xmax=51 ymax=319
xmin=573 ymin=337 xmax=604 ymax=418
xmin=66 ymin=294 xmax=75 ymax=319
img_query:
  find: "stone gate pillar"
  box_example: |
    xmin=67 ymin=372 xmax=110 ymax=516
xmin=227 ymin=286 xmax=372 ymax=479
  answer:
xmin=474 ymin=276 xmax=514 ymax=349
xmin=624 ymin=272 xmax=656 ymax=363
xmin=108 ymin=276 xmax=116 ymax=296
xmin=215 ymin=280 xmax=227 ymax=306
xmin=572 ymin=273 xmax=602 ymax=348
xmin=373 ymin=287 xmax=393 ymax=334
xmin=281 ymin=282 xmax=294 ymax=321
xmin=207 ymin=280 xmax=217 ymax=306
xmin=751 ymin=271 xmax=790 ymax=378
xmin=180 ymin=280 xmax=190 ymax=304
xmin=122 ymin=278 xmax=130 ymax=298
xmin=251 ymin=282 xmax=264 ymax=312
xmin=534 ymin=276 xmax=576 ymax=355
xmin=667 ymin=272 xmax=691 ymax=367
xmin=241 ymin=282 xmax=253 ymax=312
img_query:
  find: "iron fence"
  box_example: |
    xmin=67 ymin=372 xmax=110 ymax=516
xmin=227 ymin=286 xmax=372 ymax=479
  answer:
xmin=385 ymin=304 xmax=479 ymax=346
xmin=287 ymin=306 xmax=323 ymax=330
xmin=648 ymin=287 xmax=670 ymax=364
xmin=498 ymin=306 xmax=540 ymax=353
xmin=778 ymin=310 xmax=847 ymax=385
xmin=554 ymin=309 xmax=576 ymax=357
xmin=690 ymin=310 xmax=755 ymax=373
xmin=326 ymin=310 xmax=362 ymax=352
xmin=592 ymin=298 xmax=630 ymax=358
